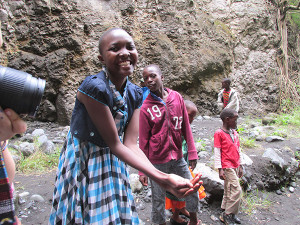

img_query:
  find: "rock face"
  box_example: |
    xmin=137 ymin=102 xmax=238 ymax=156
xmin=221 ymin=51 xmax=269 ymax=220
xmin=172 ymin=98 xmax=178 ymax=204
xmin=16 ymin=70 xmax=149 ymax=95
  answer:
xmin=0 ymin=0 xmax=291 ymax=124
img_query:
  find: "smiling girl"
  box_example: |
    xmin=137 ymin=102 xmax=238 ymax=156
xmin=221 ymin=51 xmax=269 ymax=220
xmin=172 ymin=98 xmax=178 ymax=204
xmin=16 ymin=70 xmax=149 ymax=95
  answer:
xmin=49 ymin=28 xmax=202 ymax=225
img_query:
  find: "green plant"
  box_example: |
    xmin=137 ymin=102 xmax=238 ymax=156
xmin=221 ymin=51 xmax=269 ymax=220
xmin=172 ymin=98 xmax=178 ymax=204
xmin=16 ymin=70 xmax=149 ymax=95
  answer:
xmin=240 ymin=136 xmax=256 ymax=148
xmin=295 ymin=151 xmax=300 ymax=162
xmin=196 ymin=138 xmax=207 ymax=151
xmin=274 ymin=107 xmax=300 ymax=126
xmin=17 ymin=148 xmax=61 ymax=174
xmin=288 ymin=0 xmax=300 ymax=28
xmin=236 ymin=127 xmax=245 ymax=134
xmin=241 ymin=190 xmax=272 ymax=215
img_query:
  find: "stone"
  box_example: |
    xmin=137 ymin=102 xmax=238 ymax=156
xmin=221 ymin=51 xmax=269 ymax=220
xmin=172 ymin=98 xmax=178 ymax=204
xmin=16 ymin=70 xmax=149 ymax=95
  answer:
xmin=136 ymin=202 xmax=146 ymax=211
xmin=255 ymin=136 xmax=264 ymax=141
xmin=256 ymin=181 xmax=264 ymax=190
xmin=265 ymin=136 xmax=285 ymax=142
xmin=20 ymin=133 xmax=34 ymax=143
xmin=262 ymin=148 xmax=284 ymax=168
xmin=194 ymin=163 xmax=224 ymax=200
xmin=196 ymin=115 xmax=204 ymax=122
xmin=290 ymin=182 xmax=297 ymax=188
xmin=37 ymin=135 xmax=48 ymax=146
xmin=205 ymin=145 xmax=213 ymax=152
xmin=249 ymin=131 xmax=259 ymax=138
xmin=32 ymin=129 xmax=45 ymax=137
xmin=129 ymin=174 xmax=143 ymax=193
xmin=19 ymin=192 xmax=30 ymax=198
xmin=40 ymin=140 xmax=56 ymax=154
xmin=210 ymin=214 xmax=219 ymax=221
xmin=241 ymin=152 xmax=253 ymax=166
xmin=262 ymin=116 xmax=276 ymax=125
xmin=198 ymin=151 xmax=210 ymax=159
xmin=19 ymin=142 xmax=36 ymax=157
xmin=288 ymin=186 xmax=295 ymax=193
xmin=30 ymin=194 xmax=45 ymax=202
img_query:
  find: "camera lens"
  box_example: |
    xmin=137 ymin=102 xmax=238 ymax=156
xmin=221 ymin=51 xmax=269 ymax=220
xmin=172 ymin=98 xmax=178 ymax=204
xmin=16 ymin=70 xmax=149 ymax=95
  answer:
xmin=0 ymin=66 xmax=46 ymax=116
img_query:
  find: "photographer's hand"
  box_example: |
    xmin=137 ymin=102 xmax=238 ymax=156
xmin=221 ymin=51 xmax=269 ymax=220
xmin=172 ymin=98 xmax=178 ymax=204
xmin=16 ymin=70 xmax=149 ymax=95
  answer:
xmin=0 ymin=107 xmax=27 ymax=142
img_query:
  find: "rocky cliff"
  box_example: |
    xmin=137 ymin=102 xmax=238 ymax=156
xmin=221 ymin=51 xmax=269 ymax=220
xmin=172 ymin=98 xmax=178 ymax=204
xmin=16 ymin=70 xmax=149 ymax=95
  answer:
xmin=0 ymin=0 xmax=284 ymax=124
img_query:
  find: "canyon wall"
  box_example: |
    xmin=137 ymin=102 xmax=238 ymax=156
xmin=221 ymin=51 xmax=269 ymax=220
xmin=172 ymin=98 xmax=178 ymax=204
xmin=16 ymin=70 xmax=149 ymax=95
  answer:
xmin=0 ymin=0 xmax=283 ymax=124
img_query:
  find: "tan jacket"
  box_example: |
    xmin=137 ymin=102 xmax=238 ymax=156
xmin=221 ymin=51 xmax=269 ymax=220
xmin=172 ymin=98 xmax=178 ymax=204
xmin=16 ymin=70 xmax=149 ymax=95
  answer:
xmin=217 ymin=88 xmax=240 ymax=112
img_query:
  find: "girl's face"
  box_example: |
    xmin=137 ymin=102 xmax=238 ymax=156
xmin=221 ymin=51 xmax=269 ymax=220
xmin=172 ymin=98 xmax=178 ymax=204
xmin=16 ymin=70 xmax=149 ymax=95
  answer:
xmin=142 ymin=66 xmax=163 ymax=92
xmin=98 ymin=29 xmax=138 ymax=78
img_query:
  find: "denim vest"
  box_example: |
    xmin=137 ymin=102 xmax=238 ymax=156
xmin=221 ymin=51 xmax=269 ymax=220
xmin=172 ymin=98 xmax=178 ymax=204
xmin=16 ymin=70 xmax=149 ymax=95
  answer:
xmin=70 ymin=71 xmax=143 ymax=147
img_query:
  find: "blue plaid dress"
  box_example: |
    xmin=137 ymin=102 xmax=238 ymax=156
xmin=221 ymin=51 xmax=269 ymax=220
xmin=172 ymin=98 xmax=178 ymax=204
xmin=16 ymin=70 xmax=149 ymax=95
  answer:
xmin=49 ymin=72 xmax=140 ymax=225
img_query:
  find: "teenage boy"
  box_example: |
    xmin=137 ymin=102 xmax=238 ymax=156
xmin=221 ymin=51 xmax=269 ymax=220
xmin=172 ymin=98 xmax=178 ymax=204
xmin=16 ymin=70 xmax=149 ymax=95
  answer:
xmin=217 ymin=78 xmax=240 ymax=112
xmin=139 ymin=64 xmax=201 ymax=225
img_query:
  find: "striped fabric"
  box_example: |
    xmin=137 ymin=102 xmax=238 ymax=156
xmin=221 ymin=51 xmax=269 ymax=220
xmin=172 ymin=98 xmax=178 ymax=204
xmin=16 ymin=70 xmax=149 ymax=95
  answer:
xmin=109 ymin=79 xmax=128 ymax=137
xmin=49 ymin=134 xmax=139 ymax=225
xmin=0 ymin=141 xmax=16 ymax=225
xmin=49 ymin=76 xmax=139 ymax=224
xmin=222 ymin=90 xmax=230 ymax=107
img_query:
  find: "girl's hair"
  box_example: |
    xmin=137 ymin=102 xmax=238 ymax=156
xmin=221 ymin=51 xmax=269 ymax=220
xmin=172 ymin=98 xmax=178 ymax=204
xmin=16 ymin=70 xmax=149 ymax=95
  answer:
xmin=220 ymin=108 xmax=237 ymax=121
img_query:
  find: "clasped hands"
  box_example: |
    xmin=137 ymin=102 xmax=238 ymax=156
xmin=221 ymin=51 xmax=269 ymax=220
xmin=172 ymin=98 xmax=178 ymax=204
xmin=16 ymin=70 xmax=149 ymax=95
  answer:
xmin=139 ymin=172 xmax=202 ymax=199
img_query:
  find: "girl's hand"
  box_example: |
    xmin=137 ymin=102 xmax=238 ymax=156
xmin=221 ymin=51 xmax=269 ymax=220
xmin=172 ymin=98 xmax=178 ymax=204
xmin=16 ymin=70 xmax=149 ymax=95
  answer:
xmin=159 ymin=173 xmax=203 ymax=199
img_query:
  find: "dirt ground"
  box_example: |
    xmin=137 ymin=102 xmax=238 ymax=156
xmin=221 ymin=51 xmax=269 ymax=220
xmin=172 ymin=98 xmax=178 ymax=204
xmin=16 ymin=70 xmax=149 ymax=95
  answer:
xmin=13 ymin=117 xmax=300 ymax=225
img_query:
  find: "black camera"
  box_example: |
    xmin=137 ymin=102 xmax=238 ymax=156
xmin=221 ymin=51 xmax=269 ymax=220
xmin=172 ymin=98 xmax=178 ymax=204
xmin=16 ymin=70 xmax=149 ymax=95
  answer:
xmin=0 ymin=66 xmax=46 ymax=116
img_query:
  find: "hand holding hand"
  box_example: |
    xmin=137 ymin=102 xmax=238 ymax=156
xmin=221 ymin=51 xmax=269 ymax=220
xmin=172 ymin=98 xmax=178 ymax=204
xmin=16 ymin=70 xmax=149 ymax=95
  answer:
xmin=159 ymin=173 xmax=202 ymax=199
xmin=0 ymin=107 xmax=27 ymax=141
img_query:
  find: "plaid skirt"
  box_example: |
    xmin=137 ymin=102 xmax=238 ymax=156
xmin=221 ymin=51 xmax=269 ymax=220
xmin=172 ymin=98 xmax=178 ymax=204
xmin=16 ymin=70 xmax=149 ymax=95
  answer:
xmin=49 ymin=132 xmax=139 ymax=225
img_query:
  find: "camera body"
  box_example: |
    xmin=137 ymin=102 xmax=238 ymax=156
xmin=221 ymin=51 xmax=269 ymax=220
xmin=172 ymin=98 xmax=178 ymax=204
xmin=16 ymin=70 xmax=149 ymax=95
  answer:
xmin=0 ymin=66 xmax=46 ymax=117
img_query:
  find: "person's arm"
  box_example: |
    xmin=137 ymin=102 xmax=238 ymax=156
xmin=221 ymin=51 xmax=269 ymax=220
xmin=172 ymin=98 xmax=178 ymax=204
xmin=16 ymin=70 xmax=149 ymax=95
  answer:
xmin=2 ymin=144 xmax=15 ymax=185
xmin=214 ymin=147 xmax=222 ymax=169
xmin=137 ymin=107 xmax=152 ymax=186
xmin=0 ymin=107 xmax=27 ymax=142
xmin=214 ymin=131 xmax=225 ymax=180
xmin=214 ymin=147 xmax=226 ymax=180
xmin=217 ymin=90 xmax=224 ymax=110
xmin=78 ymin=92 xmax=201 ymax=198
xmin=125 ymin=108 xmax=150 ymax=186
xmin=181 ymin=99 xmax=198 ymax=170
